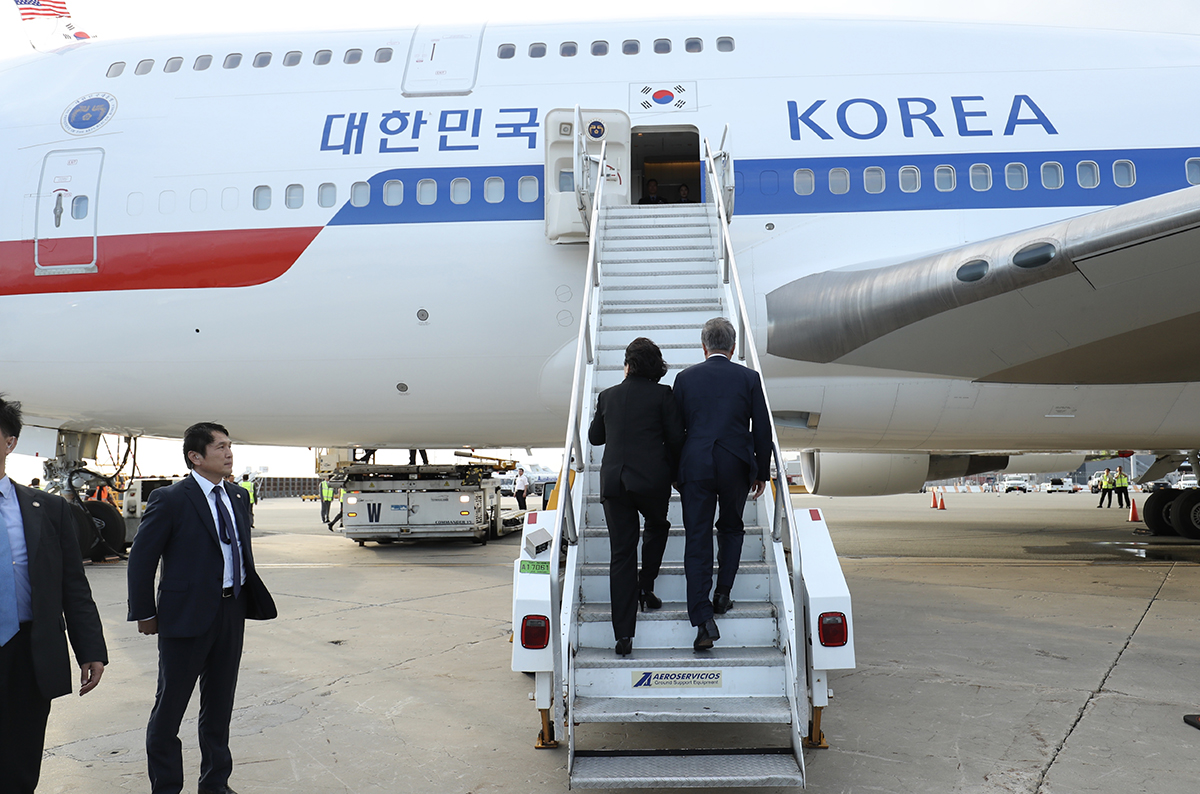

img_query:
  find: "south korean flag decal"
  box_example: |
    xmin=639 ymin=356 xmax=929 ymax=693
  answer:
xmin=629 ymin=81 xmax=697 ymax=113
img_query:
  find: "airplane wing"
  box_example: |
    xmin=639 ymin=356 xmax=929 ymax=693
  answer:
xmin=765 ymin=185 xmax=1200 ymax=384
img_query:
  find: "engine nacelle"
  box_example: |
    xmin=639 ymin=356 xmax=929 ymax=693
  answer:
xmin=800 ymin=451 xmax=930 ymax=497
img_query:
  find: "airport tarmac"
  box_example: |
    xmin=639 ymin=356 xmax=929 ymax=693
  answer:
xmin=34 ymin=491 xmax=1200 ymax=793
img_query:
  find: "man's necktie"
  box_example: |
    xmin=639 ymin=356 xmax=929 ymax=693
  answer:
xmin=212 ymin=488 xmax=242 ymax=598
xmin=0 ymin=494 xmax=20 ymax=645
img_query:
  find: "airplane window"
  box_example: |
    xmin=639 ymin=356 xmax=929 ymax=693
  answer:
xmin=1077 ymin=161 xmax=1099 ymax=188
xmin=451 ymin=178 xmax=471 ymax=204
xmin=194 ymin=55 xmax=212 ymax=71
xmin=623 ymin=40 xmax=640 ymax=55
xmin=793 ymin=169 xmax=815 ymax=196
xmin=126 ymin=192 xmax=144 ymax=216
xmin=383 ymin=180 xmax=404 ymax=206
xmin=558 ymin=170 xmax=574 ymax=192
xmin=685 ymin=38 xmax=703 ymax=53
xmin=899 ymin=166 xmax=920 ymax=193
xmin=417 ymin=179 xmax=437 ymax=205
xmin=1041 ymin=162 xmax=1063 ymax=189
xmin=314 ymin=50 xmax=332 ymax=66
xmin=1005 ymin=163 xmax=1028 ymax=190
xmin=518 ymin=175 xmax=539 ymax=202
xmin=864 ymin=167 xmax=885 ymax=194
xmin=716 ymin=37 xmax=735 ymax=52
xmin=828 ymin=168 xmax=850 ymax=195
xmin=350 ymin=181 xmax=370 ymax=207
xmin=71 ymin=195 xmax=88 ymax=220
xmin=286 ymin=184 xmax=304 ymax=209
xmin=498 ymin=44 xmax=516 ymax=59
xmin=375 ymin=48 xmax=393 ymax=63
xmin=1187 ymin=158 xmax=1200 ymax=185
xmin=956 ymin=259 xmax=989 ymax=282
xmin=530 ymin=43 xmax=547 ymax=58
xmin=253 ymin=52 xmax=272 ymax=68
xmin=654 ymin=39 xmax=671 ymax=54
xmin=164 ymin=57 xmax=183 ymax=73
xmin=106 ymin=62 xmax=125 ymax=78
xmin=761 ymin=170 xmax=779 ymax=195
xmin=283 ymin=51 xmax=302 ymax=66
xmin=344 ymin=49 xmax=363 ymax=64
xmin=252 ymin=186 xmax=271 ymax=210
xmin=935 ymin=165 xmax=955 ymax=191
xmin=969 ymin=164 xmax=991 ymax=191
xmin=190 ymin=189 xmax=207 ymax=213
xmin=1013 ymin=242 xmax=1056 ymax=269
xmin=561 ymin=42 xmax=577 ymax=57
xmin=591 ymin=41 xmax=609 ymax=56
xmin=135 ymin=59 xmax=154 ymax=75
xmin=159 ymin=190 xmax=177 ymax=214
xmin=1113 ymin=160 xmax=1136 ymax=187
xmin=484 ymin=176 xmax=505 ymax=203
xmin=221 ymin=187 xmax=238 ymax=211
xmin=318 ymin=183 xmax=337 ymax=207
xmin=223 ymin=53 xmax=243 ymax=69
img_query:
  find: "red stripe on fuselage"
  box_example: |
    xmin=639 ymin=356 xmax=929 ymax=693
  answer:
xmin=0 ymin=227 xmax=323 ymax=296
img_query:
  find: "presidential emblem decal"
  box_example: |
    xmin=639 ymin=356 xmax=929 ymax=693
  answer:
xmin=62 ymin=93 xmax=116 ymax=135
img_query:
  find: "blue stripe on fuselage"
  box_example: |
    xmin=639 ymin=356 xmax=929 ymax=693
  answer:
xmin=328 ymin=164 xmax=544 ymax=225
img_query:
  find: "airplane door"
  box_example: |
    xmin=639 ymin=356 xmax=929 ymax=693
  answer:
xmin=544 ymin=108 xmax=631 ymax=244
xmin=35 ymin=148 xmax=103 ymax=273
xmin=402 ymin=25 xmax=485 ymax=96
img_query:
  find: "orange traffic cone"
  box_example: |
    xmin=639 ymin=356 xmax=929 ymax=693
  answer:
xmin=931 ymin=490 xmax=939 ymax=508
xmin=1128 ymin=498 xmax=1140 ymax=522
xmin=937 ymin=493 xmax=946 ymax=510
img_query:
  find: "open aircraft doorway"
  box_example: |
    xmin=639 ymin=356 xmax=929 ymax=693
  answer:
xmin=631 ymin=127 xmax=701 ymax=205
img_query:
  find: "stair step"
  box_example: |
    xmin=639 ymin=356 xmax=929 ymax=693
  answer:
xmin=574 ymin=645 xmax=785 ymax=668
xmin=570 ymin=751 xmax=803 ymax=789
xmin=578 ymin=601 xmax=776 ymax=623
xmin=602 ymin=283 xmax=717 ymax=291
xmin=572 ymin=695 xmax=791 ymax=723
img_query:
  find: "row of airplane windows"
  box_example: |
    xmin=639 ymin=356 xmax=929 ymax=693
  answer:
xmin=106 ymin=47 xmax=395 ymax=77
xmin=786 ymin=158 xmax=1200 ymax=196
xmin=497 ymin=37 xmax=735 ymax=59
xmin=80 ymin=176 xmax=545 ymax=217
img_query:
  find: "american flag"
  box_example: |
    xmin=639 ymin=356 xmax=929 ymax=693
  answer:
xmin=13 ymin=0 xmax=71 ymax=21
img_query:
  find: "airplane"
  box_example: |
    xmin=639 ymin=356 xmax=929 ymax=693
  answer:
xmin=4 ymin=7 xmax=1200 ymax=535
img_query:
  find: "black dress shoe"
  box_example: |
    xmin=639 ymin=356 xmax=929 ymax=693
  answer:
xmin=712 ymin=592 xmax=733 ymax=615
xmin=638 ymin=590 xmax=662 ymax=611
xmin=198 ymin=786 xmax=239 ymax=794
xmin=693 ymin=618 xmax=720 ymax=651
xmin=615 ymin=637 xmax=632 ymax=657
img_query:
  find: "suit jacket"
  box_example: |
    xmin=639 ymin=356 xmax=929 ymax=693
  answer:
xmin=127 ymin=475 xmax=276 ymax=638
xmin=588 ymin=376 xmax=685 ymax=501
xmin=673 ymin=354 xmax=772 ymax=484
xmin=12 ymin=483 xmax=107 ymax=700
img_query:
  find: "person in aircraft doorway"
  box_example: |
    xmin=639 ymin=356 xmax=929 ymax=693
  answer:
xmin=1097 ymin=468 xmax=1115 ymax=508
xmin=637 ymin=179 xmax=666 ymax=204
xmin=677 ymin=184 xmax=692 ymax=203
xmin=1113 ymin=466 xmax=1130 ymax=510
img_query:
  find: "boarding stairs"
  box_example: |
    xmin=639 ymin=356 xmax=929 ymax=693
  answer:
xmin=540 ymin=123 xmax=840 ymax=789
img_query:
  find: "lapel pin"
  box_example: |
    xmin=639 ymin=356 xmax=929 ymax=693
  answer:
xmin=32 ymin=501 xmax=40 ymax=507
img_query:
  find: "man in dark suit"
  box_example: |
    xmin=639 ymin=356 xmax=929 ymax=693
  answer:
xmin=673 ymin=318 xmax=771 ymax=650
xmin=128 ymin=422 xmax=276 ymax=794
xmin=0 ymin=395 xmax=107 ymax=794
xmin=588 ymin=338 xmax=685 ymax=656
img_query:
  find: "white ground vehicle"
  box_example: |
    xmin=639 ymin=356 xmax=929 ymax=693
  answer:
xmin=1002 ymin=475 xmax=1031 ymax=493
xmin=1046 ymin=477 xmax=1075 ymax=493
xmin=1179 ymin=474 xmax=1198 ymax=490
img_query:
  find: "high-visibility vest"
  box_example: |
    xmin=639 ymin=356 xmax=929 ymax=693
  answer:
xmin=239 ymin=480 xmax=256 ymax=504
xmin=1101 ymin=473 xmax=1114 ymax=488
xmin=1114 ymin=474 xmax=1129 ymax=488
xmin=321 ymin=481 xmax=334 ymax=500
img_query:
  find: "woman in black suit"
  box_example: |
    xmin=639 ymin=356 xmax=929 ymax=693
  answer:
xmin=587 ymin=338 xmax=685 ymax=656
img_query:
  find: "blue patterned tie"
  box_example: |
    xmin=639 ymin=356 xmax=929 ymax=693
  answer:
xmin=213 ymin=488 xmax=242 ymax=598
xmin=0 ymin=494 xmax=19 ymax=645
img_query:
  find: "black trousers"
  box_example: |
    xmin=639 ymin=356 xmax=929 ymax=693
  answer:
xmin=320 ymin=498 xmax=332 ymax=522
xmin=1099 ymin=488 xmax=1113 ymax=507
xmin=515 ymin=489 xmax=527 ymax=510
xmin=0 ymin=623 xmax=52 ymax=794
xmin=147 ymin=593 xmax=246 ymax=794
xmin=1115 ymin=487 xmax=1130 ymax=508
xmin=601 ymin=486 xmax=671 ymax=640
xmin=681 ymin=445 xmax=752 ymax=627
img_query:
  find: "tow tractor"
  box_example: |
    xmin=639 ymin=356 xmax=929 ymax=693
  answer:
xmin=326 ymin=451 xmax=524 ymax=545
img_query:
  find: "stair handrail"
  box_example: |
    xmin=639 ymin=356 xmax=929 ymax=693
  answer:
xmin=574 ymin=105 xmax=593 ymax=232
xmin=703 ymin=134 xmax=808 ymax=761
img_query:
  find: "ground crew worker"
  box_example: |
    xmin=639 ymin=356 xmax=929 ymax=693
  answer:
xmin=240 ymin=473 xmax=256 ymax=526
xmin=514 ymin=468 xmax=530 ymax=511
xmin=1114 ymin=466 xmax=1130 ymax=509
xmin=320 ymin=478 xmax=334 ymax=522
xmin=29 ymin=477 xmax=41 ymax=489
xmin=1097 ymin=467 xmax=1115 ymax=508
